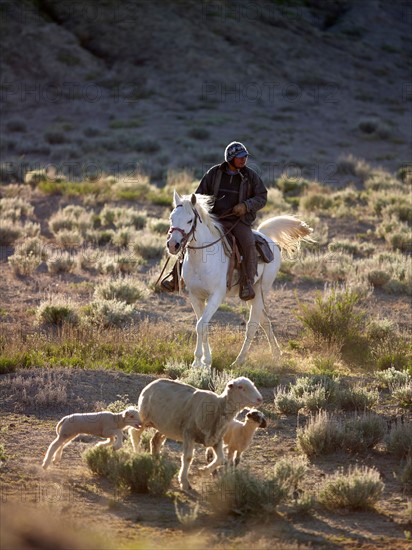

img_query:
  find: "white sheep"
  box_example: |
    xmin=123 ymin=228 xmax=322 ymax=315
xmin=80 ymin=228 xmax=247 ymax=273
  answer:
xmin=42 ymin=407 xmax=141 ymax=469
xmin=128 ymin=376 xmax=262 ymax=490
xmin=206 ymin=408 xmax=267 ymax=466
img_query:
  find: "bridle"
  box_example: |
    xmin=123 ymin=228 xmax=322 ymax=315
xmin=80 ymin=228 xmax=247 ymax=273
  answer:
xmin=167 ymin=204 xmax=201 ymax=253
xmin=168 ymin=204 xmax=241 ymax=253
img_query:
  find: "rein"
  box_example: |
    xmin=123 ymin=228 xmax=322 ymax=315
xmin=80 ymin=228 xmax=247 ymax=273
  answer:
xmin=168 ymin=205 xmax=241 ymax=252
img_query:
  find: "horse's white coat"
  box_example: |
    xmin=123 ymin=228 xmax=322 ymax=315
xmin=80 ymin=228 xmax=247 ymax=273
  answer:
xmin=167 ymin=191 xmax=312 ymax=367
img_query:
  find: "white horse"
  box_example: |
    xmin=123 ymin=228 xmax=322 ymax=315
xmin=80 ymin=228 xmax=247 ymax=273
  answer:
xmin=167 ymin=191 xmax=313 ymax=368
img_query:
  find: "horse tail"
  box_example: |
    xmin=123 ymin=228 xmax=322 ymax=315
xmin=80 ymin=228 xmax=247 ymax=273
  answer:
xmin=257 ymin=215 xmax=315 ymax=259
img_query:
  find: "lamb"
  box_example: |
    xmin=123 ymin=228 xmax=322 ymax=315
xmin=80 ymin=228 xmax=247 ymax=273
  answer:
xmin=128 ymin=376 xmax=262 ymax=490
xmin=206 ymin=408 xmax=267 ymax=466
xmin=42 ymin=407 xmax=141 ymax=469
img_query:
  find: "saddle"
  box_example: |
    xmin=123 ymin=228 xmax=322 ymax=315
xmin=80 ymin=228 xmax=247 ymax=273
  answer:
xmin=226 ymin=232 xmax=275 ymax=290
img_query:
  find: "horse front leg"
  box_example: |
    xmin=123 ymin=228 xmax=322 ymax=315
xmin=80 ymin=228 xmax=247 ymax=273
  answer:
xmin=232 ymin=287 xmax=262 ymax=366
xmin=190 ymin=294 xmax=206 ymax=367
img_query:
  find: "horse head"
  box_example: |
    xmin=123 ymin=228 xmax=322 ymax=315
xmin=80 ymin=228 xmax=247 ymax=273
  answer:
xmin=167 ymin=191 xmax=199 ymax=255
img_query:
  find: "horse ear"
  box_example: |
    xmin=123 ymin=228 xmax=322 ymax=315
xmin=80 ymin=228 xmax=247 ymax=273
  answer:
xmin=191 ymin=193 xmax=197 ymax=206
xmin=173 ymin=189 xmax=182 ymax=207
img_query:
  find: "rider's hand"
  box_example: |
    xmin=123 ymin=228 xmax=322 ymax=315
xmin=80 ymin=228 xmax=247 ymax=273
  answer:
xmin=233 ymin=203 xmax=247 ymax=217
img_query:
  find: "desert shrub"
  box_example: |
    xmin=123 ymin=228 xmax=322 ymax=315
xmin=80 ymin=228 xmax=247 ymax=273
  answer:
xmin=6 ymin=118 xmax=27 ymax=132
xmin=0 ymin=197 xmax=34 ymax=220
xmin=176 ymin=366 xmax=235 ymax=393
xmin=232 ymin=367 xmax=279 ymax=388
xmin=0 ymin=221 xmax=22 ymax=245
xmin=335 ymin=385 xmax=378 ymax=411
xmin=265 ymin=187 xmax=290 ymax=212
xmin=13 ymin=237 xmax=47 ymax=260
xmin=274 ymin=386 xmax=304 ymax=414
xmin=148 ymin=218 xmax=170 ymax=234
xmin=93 ymin=278 xmax=145 ymax=304
xmin=130 ymin=232 xmax=165 ymax=259
xmin=296 ymin=286 xmax=366 ymax=352
xmin=111 ymin=228 xmax=138 ymax=248
xmin=318 ymin=465 xmax=384 ymax=510
xmin=375 ymin=366 xmax=411 ymax=388
xmin=85 ymin=447 xmax=177 ymax=496
xmin=8 ymin=251 xmax=42 ymax=276
xmin=163 ymin=359 xmax=188 ymax=379
xmin=392 ymin=382 xmax=412 ymax=407
xmin=340 ymin=414 xmax=386 ymax=453
xmin=2 ymin=369 xmax=70 ymax=410
xmin=111 ymin=175 xmax=157 ymax=201
xmin=106 ymin=395 xmax=133 ymax=412
xmin=49 ymin=205 xmax=93 ymax=235
xmin=336 ymin=154 xmax=373 ymax=181
xmin=387 ymin=424 xmax=412 ymax=458
xmin=163 ymin=169 xmax=196 ymax=195
xmin=36 ymin=297 xmax=79 ymax=327
xmin=367 ymin=269 xmax=391 ymax=288
xmin=54 ymin=229 xmax=84 ymax=248
xmin=47 ymin=252 xmax=75 ymax=274
xmin=24 ymin=169 xmax=48 ymax=186
xmin=300 ymin=192 xmax=333 ymax=211
xmin=297 ymin=410 xmax=342 ymax=456
xmin=205 ymin=467 xmax=287 ymax=517
xmin=276 ymin=174 xmax=309 ymax=196
xmin=82 ymin=299 xmax=136 ymax=328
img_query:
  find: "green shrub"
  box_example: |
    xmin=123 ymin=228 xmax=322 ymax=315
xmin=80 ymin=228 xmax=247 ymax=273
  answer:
xmin=341 ymin=414 xmax=386 ymax=453
xmin=130 ymin=232 xmax=165 ymax=259
xmin=274 ymin=386 xmax=303 ymax=414
xmin=319 ymin=465 xmax=384 ymax=510
xmin=335 ymin=385 xmax=379 ymax=411
xmin=296 ymin=286 xmax=366 ymax=351
xmin=82 ymin=299 xmax=136 ymax=328
xmin=276 ymin=175 xmax=309 ymax=196
xmin=94 ymin=278 xmax=145 ymax=304
xmin=8 ymin=251 xmax=42 ymax=276
xmin=85 ymin=447 xmax=177 ymax=496
xmin=301 ymin=193 xmax=333 ymax=211
xmin=36 ymin=298 xmax=79 ymax=327
xmin=398 ymin=456 xmax=412 ymax=490
xmin=47 ymin=252 xmax=75 ymax=274
xmin=387 ymin=424 xmax=412 ymax=458
xmin=205 ymin=467 xmax=287 ymax=517
xmin=392 ymin=382 xmax=412 ymax=407
xmin=0 ymin=221 xmax=22 ymax=245
xmin=297 ymin=411 xmax=342 ymax=456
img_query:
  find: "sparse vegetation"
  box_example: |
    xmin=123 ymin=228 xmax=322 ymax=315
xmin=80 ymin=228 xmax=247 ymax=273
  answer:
xmin=318 ymin=465 xmax=384 ymax=510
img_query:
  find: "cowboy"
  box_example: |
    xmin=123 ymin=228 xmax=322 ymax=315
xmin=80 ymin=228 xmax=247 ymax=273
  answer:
xmin=194 ymin=141 xmax=267 ymax=300
xmin=161 ymin=142 xmax=267 ymax=301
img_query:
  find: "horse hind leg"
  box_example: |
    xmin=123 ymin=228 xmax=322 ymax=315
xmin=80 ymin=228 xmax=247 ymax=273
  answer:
xmin=260 ymin=308 xmax=281 ymax=359
xmin=232 ymin=290 xmax=262 ymax=366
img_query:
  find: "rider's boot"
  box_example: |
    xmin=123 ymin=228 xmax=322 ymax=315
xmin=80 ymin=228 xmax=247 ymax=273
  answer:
xmin=239 ymin=280 xmax=255 ymax=301
xmin=160 ymin=261 xmax=180 ymax=292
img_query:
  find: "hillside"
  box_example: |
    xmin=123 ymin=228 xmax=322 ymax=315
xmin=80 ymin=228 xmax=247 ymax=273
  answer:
xmin=1 ymin=0 xmax=411 ymax=183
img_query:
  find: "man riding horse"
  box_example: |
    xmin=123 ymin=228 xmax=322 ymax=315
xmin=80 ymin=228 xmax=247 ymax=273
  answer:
xmin=161 ymin=141 xmax=268 ymax=301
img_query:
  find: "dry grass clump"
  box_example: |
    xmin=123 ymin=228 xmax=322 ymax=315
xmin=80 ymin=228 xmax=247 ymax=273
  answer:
xmin=85 ymin=447 xmax=177 ymax=496
xmin=297 ymin=411 xmax=342 ymax=456
xmin=95 ymin=252 xmax=143 ymax=275
xmin=49 ymin=205 xmax=94 ymax=235
xmin=36 ymin=296 xmax=79 ymax=326
xmin=130 ymin=231 xmax=165 ymax=260
xmin=47 ymin=251 xmax=76 ymax=274
xmin=111 ymin=174 xmax=158 ymax=202
xmin=148 ymin=217 xmax=170 ymax=235
xmin=54 ymin=229 xmax=84 ymax=248
xmin=99 ymin=205 xmax=147 ymax=230
xmin=8 ymin=250 xmax=42 ymax=276
xmin=328 ymin=239 xmax=375 ymax=258
xmin=205 ymin=456 xmax=308 ymax=517
xmin=296 ymin=286 xmax=366 ymax=352
xmin=82 ymin=298 xmax=137 ymax=328
xmin=111 ymin=228 xmax=138 ymax=247
xmin=318 ymin=465 xmax=384 ymax=510
xmin=93 ymin=277 xmax=146 ymax=304
xmin=163 ymin=168 xmax=197 ymax=195
xmin=297 ymin=411 xmax=385 ymax=456
xmin=0 ymin=220 xmax=23 ymax=245
xmin=336 ymin=154 xmax=374 ymax=182
xmin=386 ymin=424 xmax=412 ymax=458
xmin=1 ymin=369 xmax=71 ymax=410
xmin=0 ymin=196 xmax=34 ymax=221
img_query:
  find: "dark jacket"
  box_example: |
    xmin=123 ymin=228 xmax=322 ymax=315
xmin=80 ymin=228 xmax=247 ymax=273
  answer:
xmin=195 ymin=162 xmax=267 ymax=226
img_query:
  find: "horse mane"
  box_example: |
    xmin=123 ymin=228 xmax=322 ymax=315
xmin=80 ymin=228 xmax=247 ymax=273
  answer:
xmin=180 ymin=194 xmax=222 ymax=238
